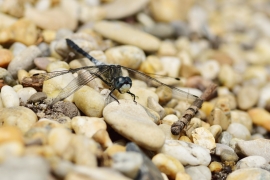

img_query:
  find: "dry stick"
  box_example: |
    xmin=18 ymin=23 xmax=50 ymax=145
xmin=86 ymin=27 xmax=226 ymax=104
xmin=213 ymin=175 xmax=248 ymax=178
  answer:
xmin=171 ymin=83 xmax=217 ymax=135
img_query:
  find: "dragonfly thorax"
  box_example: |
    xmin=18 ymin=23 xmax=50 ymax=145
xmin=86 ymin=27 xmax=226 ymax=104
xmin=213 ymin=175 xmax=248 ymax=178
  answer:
xmin=114 ymin=76 xmax=132 ymax=93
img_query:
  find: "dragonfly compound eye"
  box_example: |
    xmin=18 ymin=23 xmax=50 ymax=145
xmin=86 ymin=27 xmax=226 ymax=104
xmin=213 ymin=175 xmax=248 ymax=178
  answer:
xmin=114 ymin=76 xmax=132 ymax=93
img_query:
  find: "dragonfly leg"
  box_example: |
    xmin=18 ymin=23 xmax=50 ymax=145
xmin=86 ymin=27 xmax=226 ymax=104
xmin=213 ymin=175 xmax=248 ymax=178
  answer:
xmin=127 ymin=91 xmax=137 ymax=104
xmin=109 ymin=89 xmax=120 ymax=104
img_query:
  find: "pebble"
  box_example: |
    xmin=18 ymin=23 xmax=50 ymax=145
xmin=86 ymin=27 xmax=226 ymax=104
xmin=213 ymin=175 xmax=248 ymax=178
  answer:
xmin=46 ymin=61 xmax=69 ymax=72
xmin=220 ymin=149 xmax=239 ymax=162
xmin=8 ymin=45 xmax=42 ymax=78
xmin=16 ymin=87 xmax=37 ymax=104
xmin=9 ymin=42 xmax=27 ymax=57
xmin=218 ymin=64 xmax=237 ymax=89
xmin=185 ymin=165 xmax=212 ymax=180
xmin=237 ymin=139 xmax=270 ymax=162
xmin=52 ymin=101 xmax=80 ymax=119
xmin=147 ymin=97 xmax=166 ymax=119
xmin=159 ymin=140 xmax=211 ymax=166
xmin=102 ymin=0 xmax=149 ymax=19
xmin=152 ymin=153 xmax=185 ymax=179
xmin=0 ymin=155 xmax=50 ymax=180
xmin=144 ymin=23 xmax=175 ymax=39
xmin=191 ymin=127 xmax=216 ymax=151
xmin=198 ymin=60 xmax=220 ymax=80
xmin=258 ymin=83 xmax=270 ymax=108
xmin=94 ymin=21 xmax=161 ymax=51
xmin=226 ymin=168 xmax=270 ymax=180
xmin=28 ymin=92 xmax=47 ymax=103
xmin=226 ymin=123 xmax=251 ymax=140
xmin=215 ymin=143 xmax=234 ymax=156
xmin=185 ymin=118 xmax=202 ymax=138
xmin=112 ymin=152 xmax=143 ymax=179
xmin=209 ymin=125 xmax=222 ymax=139
xmin=66 ymin=167 xmax=132 ymax=180
xmin=105 ymin=45 xmax=145 ymax=69
xmin=209 ymin=161 xmax=223 ymax=172
xmin=103 ymin=100 xmax=165 ymax=151
xmin=230 ymin=110 xmax=252 ymax=132
xmin=236 ymin=156 xmax=267 ymax=169
xmin=217 ymin=131 xmax=233 ymax=146
xmin=158 ymin=124 xmax=179 ymax=140
xmin=73 ymin=86 xmax=105 ymax=117
xmin=126 ymin=142 xmax=163 ymax=180
xmin=248 ymin=108 xmax=270 ymax=131
xmin=158 ymin=40 xmax=177 ymax=56
xmin=160 ymin=114 xmax=178 ymax=126
xmin=33 ymin=118 xmax=65 ymax=129
xmin=0 ymin=49 xmax=13 ymax=68
xmin=237 ymin=86 xmax=259 ymax=110
xmin=104 ymin=144 xmax=126 ymax=157
xmin=208 ymin=108 xmax=231 ymax=130
xmin=0 ymin=106 xmax=37 ymax=133
xmin=243 ymin=66 xmax=268 ymax=87
xmin=176 ymin=172 xmax=192 ymax=180
xmin=78 ymin=5 xmax=105 ymax=23
xmin=0 ymin=126 xmax=23 ymax=145
xmin=179 ymin=136 xmax=192 ymax=143
xmin=1 ymin=85 xmax=19 ymax=107
xmin=24 ymin=127 xmax=49 ymax=145
xmin=92 ymin=129 xmax=113 ymax=149
xmin=71 ymin=116 xmax=107 ymax=138
xmin=155 ymin=86 xmax=173 ymax=105
xmin=160 ymin=56 xmax=181 ymax=77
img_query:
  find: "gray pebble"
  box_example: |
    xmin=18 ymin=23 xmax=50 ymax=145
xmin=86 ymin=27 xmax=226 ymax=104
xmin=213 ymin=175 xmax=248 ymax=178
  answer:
xmin=218 ymin=131 xmax=233 ymax=146
xmin=28 ymin=92 xmax=47 ymax=103
xmin=185 ymin=165 xmax=211 ymax=180
xmin=220 ymin=149 xmax=239 ymax=162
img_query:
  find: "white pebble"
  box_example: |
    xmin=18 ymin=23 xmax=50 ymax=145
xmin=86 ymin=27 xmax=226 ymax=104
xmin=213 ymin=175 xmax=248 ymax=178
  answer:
xmin=1 ymin=85 xmax=19 ymax=107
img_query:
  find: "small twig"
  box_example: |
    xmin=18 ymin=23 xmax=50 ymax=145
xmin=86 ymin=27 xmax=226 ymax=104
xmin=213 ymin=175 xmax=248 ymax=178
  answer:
xmin=171 ymin=83 xmax=217 ymax=135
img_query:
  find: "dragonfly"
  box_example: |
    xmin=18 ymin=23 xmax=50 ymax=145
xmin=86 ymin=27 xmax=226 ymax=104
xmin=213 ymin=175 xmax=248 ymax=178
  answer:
xmin=34 ymin=39 xmax=199 ymax=106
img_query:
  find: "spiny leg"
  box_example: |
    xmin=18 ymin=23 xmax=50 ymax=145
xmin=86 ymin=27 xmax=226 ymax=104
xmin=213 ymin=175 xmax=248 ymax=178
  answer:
xmin=127 ymin=91 xmax=137 ymax=104
xmin=109 ymin=88 xmax=120 ymax=104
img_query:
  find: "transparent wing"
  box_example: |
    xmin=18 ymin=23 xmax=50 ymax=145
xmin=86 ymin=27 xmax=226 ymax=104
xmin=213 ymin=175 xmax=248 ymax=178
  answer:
xmin=123 ymin=67 xmax=198 ymax=102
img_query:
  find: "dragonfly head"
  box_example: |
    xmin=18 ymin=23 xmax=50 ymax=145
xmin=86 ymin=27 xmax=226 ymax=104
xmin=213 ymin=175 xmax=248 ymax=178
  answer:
xmin=114 ymin=76 xmax=132 ymax=94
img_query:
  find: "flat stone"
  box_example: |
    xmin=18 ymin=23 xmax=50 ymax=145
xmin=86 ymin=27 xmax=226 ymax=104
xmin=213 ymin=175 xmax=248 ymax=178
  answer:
xmin=237 ymin=139 xmax=270 ymax=162
xmin=227 ymin=123 xmax=251 ymax=140
xmin=103 ymin=100 xmax=165 ymax=151
xmin=158 ymin=140 xmax=211 ymax=166
xmin=94 ymin=21 xmax=161 ymax=52
xmin=226 ymin=168 xmax=270 ymax=180
xmin=236 ymin=156 xmax=267 ymax=169
xmin=102 ymin=0 xmax=149 ymax=19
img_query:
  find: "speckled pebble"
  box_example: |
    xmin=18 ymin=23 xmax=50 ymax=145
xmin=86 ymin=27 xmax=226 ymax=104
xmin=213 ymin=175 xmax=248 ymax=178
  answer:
xmin=220 ymin=149 xmax=239 ymax=162
xmin=192 ymin=127 xmax=216 ymax=151
xmin=218 ymin=131 xmax=233 ymax=146
xmin=208 ymin=108 xmax=231 ymax=130
xmin=159 ymin=140 xmax=211 ymax=166
xmin=103 ymin=100 xmax=165 ymax=151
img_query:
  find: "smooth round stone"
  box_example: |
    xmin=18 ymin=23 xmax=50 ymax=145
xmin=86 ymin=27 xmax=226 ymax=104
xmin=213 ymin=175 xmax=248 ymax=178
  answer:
xmin=103 ymin=100 xmax=165 ymax=151
xmin=9 ymin=42 xmax=27 ymax=57
xmin=16 ymin=87 xmax=37 ymax=104
xmin=104 ymin=144 xmax=126 ymax=157
xmin=176 ymin=172 xmax=192 ymax=180
xmin=185 ymin=165 xmax=211 ymax=180
xmin=191 ymin=127 xmax=216 ymax=151
xmin=73 ymin=86 xmax=105 ymax=118
xmin=71 ymin=116 xmax=107 ymax=138
xmin=230 ymin=110 xmax=252 ymax=132
xmin=209 ymin=161 xmax=222 ymax=172
xmin=159 ymin=140 xmax=211 ymax=166
xmin=0 ymin=155 xmax=50 ymax=180
xmin=243 ymin=66 xmax=268 ymax=87
xmin=105 ymin=45 xmax=145 ymax=69
xmin=158 ymin=124 xmax=179 ymax=140
xmin=236 ymin=156 xmax=267 ymax=169
xmin=94 ymin=21 xmax=161 ymax=52
xmin=0 ymin=142 xmax=25 ymax=162
xmin=185 ymin=118 xmax=202 ymax=138
xmin=152 ymin=153 xmax=184 ymax=179
xmin=155 ymin=86 xmax=172 ymax=105
xmin=161 ymin=114 xmax=178 ymax=126
xmin=237 ymin=139 xmax=270 ymax=162
xmin=92 ymin=129 xmax=113 ymax=149
xmin=112 ymin=152 xmax=143 ymax=179
xmin=0 ymin=126 xmax=23 ymax=145
xmin=237 ymin=86 xmax=259 ymax=110
xmin=209 ymin=125 xmax=222 ymax=139
xmin=147 ymin=97 xmax=166 ymax=119
xmin=226 ymin=123 xmax=251 ymax=140
xmin=179 ymin=136 xmax=192 ymax=143
xmin=198 ymin=60 xmax=220 ymax=80
xmin=248 ymin=108 xmax=270 ymax=131
xmin=33 ymin=118 xmax=65 ymax=129
xmin=218 ymin=64 xmax=237 ymax=89
xmin=0 ymin=49 xmax=13 ymax=68
xmin=1 ymin=85 xmax=19 ymax=107
xmin=102 ymin=0 xmax=149 ymax=19
xmin=226 ymin=168 xmax=270 ymax=180
xmin=144 ymin=23 xmax=175 ymax=39
xmin=258 ymin=83 xmax=270 ymax=108
xmin=0 ymin=106 xmax=37 ymax=133
xmin=7 ymin=45 xmax=41 ymax=78
xmin=220 ymin=149 xmax=239 ymax=162
xmin=159 ymin=56 xmax=181 ymax=77
xmin=201 ymin=102 xmax=214 ymax=117
xmin=218 ymin=131 xmax=233 ymax=146
xmin=78 ymin=5 xmax=105 ymax=23
xmin=158 ymin=40 xmax=177 ymax=56
xmin=208 ymin=108 xmax=231 ymax=130
xmin=46 ymin=61 xmax=69 ymax=72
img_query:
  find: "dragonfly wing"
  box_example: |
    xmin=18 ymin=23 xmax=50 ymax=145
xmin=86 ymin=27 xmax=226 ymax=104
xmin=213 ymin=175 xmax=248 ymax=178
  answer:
xmin=124 ymin=67 xmax=198 ymax=103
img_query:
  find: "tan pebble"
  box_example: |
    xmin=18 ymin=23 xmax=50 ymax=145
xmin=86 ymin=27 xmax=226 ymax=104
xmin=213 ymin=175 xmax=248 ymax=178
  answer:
xmin=243 ymin=66 xmax=268 ymax=87
xmin=175 ymin=172 xmax=192 ymax=180
xmin=73 ymin=86 xmax=105 ymax=117
xmin=12 ymin=84 xmax=23 ymax=92
xmin=42 ymin=29 xmax=56 ymax=43
xmin=248 ymin=108 xmax=270 ymax=131
xmin=92 ymin=129 xmax=113 ymax=149
xmin=211 ymin=51 xmax=234 ymax=65
xmin=208 ymin=108 xmax=231 ymax=130
xmin=161 ymin=114 xmax=178 ymax=126
xmin=155 ymin=86 xmax=172 ymax=105
xmin=209 ymin=125 xmax=222 ymax=139
xmin=158 ymin=124 xmax=179 ymax=140
xmin=24 ymin=127 xmax=49 ymax=145
xmin=79 ymin=6 xmax=105 ymax=23
xmin=55 ymin=116 xmax=72 ymax=129
xmin=71 ymin=116 xmax=107 ymax=138
xmin=152 ymin=153 xmax=185 ymax=179
xmin=0 ymin=12 xmax=17 ymax=28
xmin=102 ymin=0 xmax=149 ymax=19
xmin=138 ymin=55 xmax=163 ymax=74
xmin=33 ymin=118 xmax=64 ymax=129
xmin=105 ymin=144 xmax=126 ymax=157
xmin=180 ymin=64 xmax=201 ymax=78
xmin=185 ymin=118 xmax=202 ymax=138
xmin=0 ymin=106 xmax=38 ymax=133
xmin=94 ymin=21 xmax=161 ymax=51
xmin=160 ymin=56 xmax=181 ymax=77
xmin=46 ymin=61 xmax=70 ymax=72
xmin=158 ymin=40 xmax=177 ymax=56
xmin=201 ymin=102 xmax=214 ymax=117
xmin=179 ymin=136 xmax=192 ymax=143
xmin=105 ymin=45 xmax=145 ymax=69
xmin=209 ymin=161 xmax=223 ymax=172
xmin=237 ymin=86 xmax=259 ymax=110
xmin=192 ymin=127 xmax=216 ymax=151
xmin=147 ymin=97 xmax=166 ymax=119
xmin=226 ymin=168 xmax=270 ymax=180
xmin=0 ymin=49 xmax=13 ymax=67
xmin=231 ymin=110 xmax=252 ymax=132
xmin=25 ymin=145 xmax=55 ymax=158
xmin=0 ymin=142 xmax=25 ymax=162
xmin=48 ymin=127 xmax=73 ymax=160
xmin=198 ymin=60 xmax=220 ymax=80
xmin=0 ymin=126 xmax=23 ymax=145
xmin=201 ymin=121 xmax=211 ymax=129
xmin=149 ymin=0 xmax=194 ymax=22
xmin=17 ymin=69 xmax=29 ymax=83
xmin=218 ymin=64 xmax=237 ymax=89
